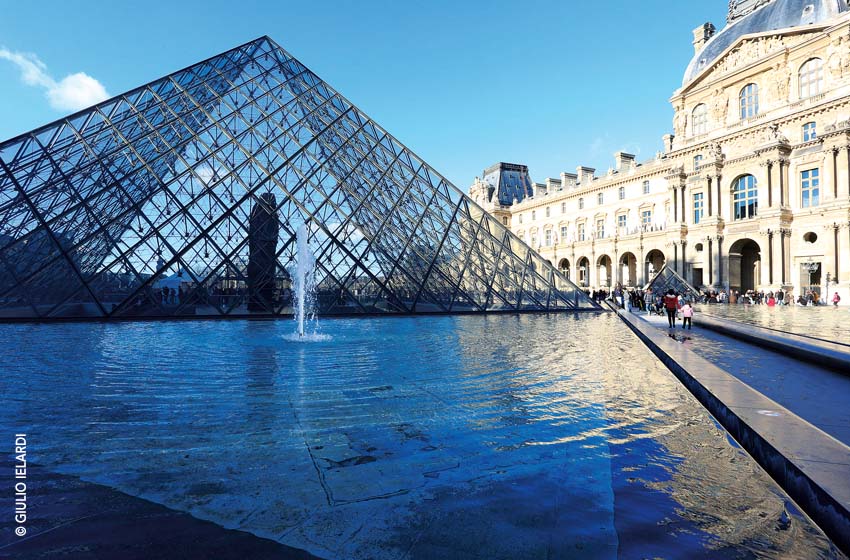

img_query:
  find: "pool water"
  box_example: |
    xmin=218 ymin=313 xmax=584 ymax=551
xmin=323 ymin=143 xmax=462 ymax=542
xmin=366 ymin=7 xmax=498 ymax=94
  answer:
xmin=0 ymin=314 xmax=843 ymax=558
xmin=696 ymin=303 xmax=850 ymax=345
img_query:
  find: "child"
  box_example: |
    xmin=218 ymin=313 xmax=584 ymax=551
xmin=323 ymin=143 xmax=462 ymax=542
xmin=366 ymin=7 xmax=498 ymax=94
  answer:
xmin=681 ymin=301 xmax=694 ymax=330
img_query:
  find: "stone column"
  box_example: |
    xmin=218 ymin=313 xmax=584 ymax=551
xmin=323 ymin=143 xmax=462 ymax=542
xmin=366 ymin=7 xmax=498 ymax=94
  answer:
xmin=715 ymin=174 xmax=723 ymax=219
xmin=778 ymin=157 xmax=789 ymax=208
xmin=680 ymin=240 xmax=688 ymax=282
xmin=671 ymin=187 xmax=678 ymax=223
xmin=780 ymin=228 xmax=791 ymax=287
xmin=839 ymin=223 xmax=850 ymax=284
xmin=715 ymin=234 xmax=725 ymax=289
xmin=705 ymin=236 xmax=719 ymax=287
xmin=707 ymin=176 xmax=713 ymax=217
xmin=638 ymin=242 xmax=645 ymax=286
xmin=672 ymin=242 xmax=679 ymax=274
xmin=761 ymin=159 xmax=774 ymax=208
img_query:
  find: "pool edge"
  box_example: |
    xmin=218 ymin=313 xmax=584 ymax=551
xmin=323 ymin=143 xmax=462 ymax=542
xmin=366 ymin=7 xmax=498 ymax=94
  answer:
xmin=610 ymin=304 xmax=850 ymax=556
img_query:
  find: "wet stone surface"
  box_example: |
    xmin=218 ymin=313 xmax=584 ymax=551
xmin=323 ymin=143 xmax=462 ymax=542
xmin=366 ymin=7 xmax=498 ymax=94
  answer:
xmin=0 ymin=314 xmax=845 ymax=559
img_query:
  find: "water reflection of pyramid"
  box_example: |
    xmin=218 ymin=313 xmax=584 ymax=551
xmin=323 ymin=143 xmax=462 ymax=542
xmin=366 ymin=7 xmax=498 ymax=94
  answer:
xmin=0 ymin=36 xmax=597 ymax=319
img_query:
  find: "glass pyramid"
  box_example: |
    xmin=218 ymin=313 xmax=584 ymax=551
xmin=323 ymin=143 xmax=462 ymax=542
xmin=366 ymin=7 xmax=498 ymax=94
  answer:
xmin=0 ymin=36 xmax=597 ymax=319
xmin=644 ymin=264 xmax=701 ymax=302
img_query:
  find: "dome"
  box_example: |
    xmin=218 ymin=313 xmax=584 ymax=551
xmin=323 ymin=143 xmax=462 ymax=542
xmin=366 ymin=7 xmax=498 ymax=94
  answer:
xmin=683 ymin=0 xmax=849 ymax=86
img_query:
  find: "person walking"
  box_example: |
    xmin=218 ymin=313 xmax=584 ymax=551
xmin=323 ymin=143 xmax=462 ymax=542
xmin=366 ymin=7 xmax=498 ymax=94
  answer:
xmin=681 ymin=301 xmax=694 ymax=329
xmin=833 ymin=292 xmax=841 ymax=306
xmin=664 ymin=289 xmax=678 ymax=328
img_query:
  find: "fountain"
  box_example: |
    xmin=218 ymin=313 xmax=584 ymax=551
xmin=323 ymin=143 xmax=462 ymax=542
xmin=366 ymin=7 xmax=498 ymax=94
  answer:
xmin=287 ymin=223 xmax=328 ymax=341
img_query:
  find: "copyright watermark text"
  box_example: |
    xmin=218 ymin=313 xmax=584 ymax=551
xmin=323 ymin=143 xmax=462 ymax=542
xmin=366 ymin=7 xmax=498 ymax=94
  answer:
xmin=13 ymin=434 xmax=27 ymax=536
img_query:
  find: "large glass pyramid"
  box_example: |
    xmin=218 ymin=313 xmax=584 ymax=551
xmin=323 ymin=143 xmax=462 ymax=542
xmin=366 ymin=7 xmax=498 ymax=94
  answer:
xmin=0 ymin=36 xmax=597 ymax=319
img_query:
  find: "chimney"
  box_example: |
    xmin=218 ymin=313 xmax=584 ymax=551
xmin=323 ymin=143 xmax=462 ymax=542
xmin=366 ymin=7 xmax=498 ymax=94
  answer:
xmin=560 ymin=172 xmax=578 ymax=189
xmin=692 ymin=22 xmax=716 ymax=54
xmin=576 ymin=166 xmax=595 ymax=186
xmin=614 ymin=151 xmax=635 ymax=171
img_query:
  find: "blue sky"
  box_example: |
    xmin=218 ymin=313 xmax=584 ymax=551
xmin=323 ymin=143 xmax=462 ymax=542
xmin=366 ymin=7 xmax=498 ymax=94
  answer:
xmin=0 ymin=1 xmax=727 ymax=188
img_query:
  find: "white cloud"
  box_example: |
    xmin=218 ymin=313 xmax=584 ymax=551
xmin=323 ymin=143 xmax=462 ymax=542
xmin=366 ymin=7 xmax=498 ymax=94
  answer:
xmin=0 ymin=48 xmax=109 ymax=112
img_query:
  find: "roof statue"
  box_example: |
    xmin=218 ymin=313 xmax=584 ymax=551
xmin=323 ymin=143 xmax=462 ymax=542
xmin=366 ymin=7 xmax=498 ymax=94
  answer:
xmin=0 ymin=37 xmax=597 ymax=319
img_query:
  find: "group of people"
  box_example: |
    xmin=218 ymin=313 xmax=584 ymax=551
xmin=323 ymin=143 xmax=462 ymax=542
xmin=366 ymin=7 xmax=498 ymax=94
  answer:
xmin=698 ymin=288 xmax=838 ymax=306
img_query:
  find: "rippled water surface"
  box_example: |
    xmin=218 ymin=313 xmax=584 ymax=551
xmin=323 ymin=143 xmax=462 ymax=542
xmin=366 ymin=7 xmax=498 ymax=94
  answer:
xmin=0 ymin=314 xmax=843 ymax=559
xmin=696 ymin=303 xmax=850 ymax=344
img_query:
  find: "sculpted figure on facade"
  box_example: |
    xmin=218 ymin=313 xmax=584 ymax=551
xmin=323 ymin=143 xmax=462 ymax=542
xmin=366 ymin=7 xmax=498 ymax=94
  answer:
xmin=673 ymin=105 xmax=687 ymax=137
xmin=711 ymin=88 xmax=728 ymax=123
xmin=770 ymin=62 xmax=791 ymax=103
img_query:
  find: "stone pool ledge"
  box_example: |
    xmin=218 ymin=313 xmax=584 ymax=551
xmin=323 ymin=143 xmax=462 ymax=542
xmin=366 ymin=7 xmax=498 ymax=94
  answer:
xmin=692 ymin=313 xmax=850 ymax=374
xmin=611 ymin=305 xmax=850 ymax=556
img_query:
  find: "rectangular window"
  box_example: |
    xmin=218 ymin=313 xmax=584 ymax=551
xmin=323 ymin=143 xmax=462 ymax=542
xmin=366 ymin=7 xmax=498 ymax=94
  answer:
xmin=502 ymin=216 xmax=508 ymax=226
xmin=642 ymin=180 xmax=650 ymax=194
xmin=545 ymin=206 xmax=551 ymax=218
xmin=803 ymin=122 xmax=817 ymax=142
xmin=617 ymin=214 xmax=626 ymax=230
xmin=531 ymin=232 xmax=538 ymax=247
xmin=693 ymin=192 xmax=704 ymax=224
xmin=618 ymin=186 xmax=625 ymax=200
xmin=641 ymin=210 xmax=652 ymax=226
xmin=578 ymin=198 xmax=584 ymax=210
xmin=561 ymin=202 xmax=566 ymax=213
xmin=544 ymin=229 xmax=552 ymax=246
xmin=531 ymin=210 xmax=536 ymax=220
xmin=518 ymin=214 xmax=523 ymax=224
xmin=560 ymin=225 xmax=568 ymax=241
xmin=693 ymin=154 xmax=703 ymax=171
xmin=801 ymin=168 xmax=820 ymax=208
xmin=597 ymin=192 xmax=604 ymax=205
xmin=577 ymin=223 xmax=585 ymax=242
xmin=596 ymin=219 xmax=605 ymax=239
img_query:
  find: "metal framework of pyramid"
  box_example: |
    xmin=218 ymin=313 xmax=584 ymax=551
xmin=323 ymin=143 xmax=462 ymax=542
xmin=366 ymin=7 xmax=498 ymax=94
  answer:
xmin=644 ymin=264 xmax=701 ymax=302
xmin=0 ymin=36 xmax=597 ymax=320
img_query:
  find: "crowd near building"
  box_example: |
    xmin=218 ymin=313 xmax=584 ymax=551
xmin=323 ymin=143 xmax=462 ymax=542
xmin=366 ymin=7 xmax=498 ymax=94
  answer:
xmin=469 ymin=0 xmax=850 ymax=303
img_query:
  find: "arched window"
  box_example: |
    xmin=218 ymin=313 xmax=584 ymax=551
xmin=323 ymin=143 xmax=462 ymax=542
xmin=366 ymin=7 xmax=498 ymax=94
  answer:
xmin=692 ymin=104 xmax=708 ymax=135
xmin=799 ymin=58 xmax=823 ymax=99
xmin=739 ymin=84 xmax=758 ymax=120
xmin=733 ymin=175 xmax=758 ymax=220
xmin=802 ymin=122 xmax=817 ymax=142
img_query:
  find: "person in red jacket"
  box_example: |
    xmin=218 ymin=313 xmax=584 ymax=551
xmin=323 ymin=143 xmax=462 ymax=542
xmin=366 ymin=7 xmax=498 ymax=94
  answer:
xmin=663 ymin=289 xmax=679 ymax=328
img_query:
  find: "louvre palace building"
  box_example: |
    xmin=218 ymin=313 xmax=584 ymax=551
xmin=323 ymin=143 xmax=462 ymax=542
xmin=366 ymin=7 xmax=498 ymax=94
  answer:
xmin=469 ymin=0 xmax=850 ymax=300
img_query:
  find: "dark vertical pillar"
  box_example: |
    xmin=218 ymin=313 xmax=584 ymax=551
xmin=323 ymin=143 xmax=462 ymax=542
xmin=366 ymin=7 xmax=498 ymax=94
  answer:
xmin=707 ymin=177 xmax=713 ymax=217
xmin=247 ymin=192 xmax=279 ymax=312
xmin=681 ymin=241 xmax=686 ymax=277
xmin=779 ymin=160 xmax=785 ymax=206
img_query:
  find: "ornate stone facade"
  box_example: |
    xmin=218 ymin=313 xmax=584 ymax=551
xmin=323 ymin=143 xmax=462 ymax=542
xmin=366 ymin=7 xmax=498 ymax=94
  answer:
xmin=471 ymin=1 xmax=850 ymax=302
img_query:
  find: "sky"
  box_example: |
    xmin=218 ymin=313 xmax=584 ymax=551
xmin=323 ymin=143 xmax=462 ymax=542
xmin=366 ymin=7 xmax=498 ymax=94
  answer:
xmin=0 ymin=0 xmax=728 ymax=189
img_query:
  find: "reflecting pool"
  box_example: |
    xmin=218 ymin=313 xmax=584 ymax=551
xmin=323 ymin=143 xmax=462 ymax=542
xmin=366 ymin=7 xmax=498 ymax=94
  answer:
xmin=696 ymin=303 xmax=850 ymax=344
xmin=0 ymin=314 xmax=843 ymax=559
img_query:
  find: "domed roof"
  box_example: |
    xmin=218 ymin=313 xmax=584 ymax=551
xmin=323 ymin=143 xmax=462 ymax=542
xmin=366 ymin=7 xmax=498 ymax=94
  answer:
xmin=683 ymin=0 xmax=848 ymax=86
